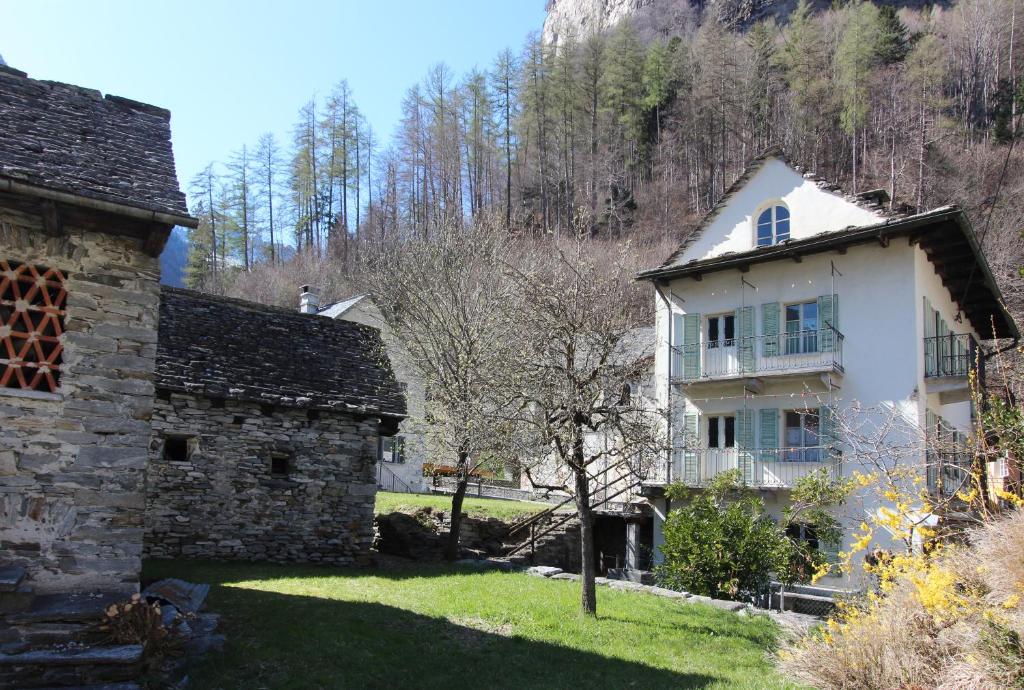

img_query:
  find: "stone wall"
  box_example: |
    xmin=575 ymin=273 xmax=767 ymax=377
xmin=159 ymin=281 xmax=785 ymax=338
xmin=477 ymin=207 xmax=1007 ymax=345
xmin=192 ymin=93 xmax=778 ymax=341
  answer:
xmin=0 ymin=208 xmax=161 ymax=594
xmin=145 ymin=391 xmax=380 ymax=565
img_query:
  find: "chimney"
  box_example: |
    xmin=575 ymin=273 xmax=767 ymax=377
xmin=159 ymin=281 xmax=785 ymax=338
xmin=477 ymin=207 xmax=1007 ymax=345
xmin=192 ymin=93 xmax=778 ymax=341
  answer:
xmin=299 ymin=285 xmax=319 ymax=314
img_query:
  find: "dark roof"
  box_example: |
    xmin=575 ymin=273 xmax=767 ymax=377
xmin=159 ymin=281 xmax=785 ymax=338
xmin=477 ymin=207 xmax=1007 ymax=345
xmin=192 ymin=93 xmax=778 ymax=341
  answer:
xmin=639 ymin=206 xmax=1019 ymax=340
xmin=156 ymin=288 xmax=407 ymax=424
xmin=655 ymin=147 xmax=903 ymax=272
xmin=0 ymin=65 xmax=194 ymax=225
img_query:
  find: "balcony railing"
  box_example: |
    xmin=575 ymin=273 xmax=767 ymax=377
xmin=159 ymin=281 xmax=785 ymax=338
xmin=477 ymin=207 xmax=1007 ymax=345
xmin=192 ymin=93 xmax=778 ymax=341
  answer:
xmin=645 ymin=447 xmax=842 ymax=489
xmin=671 ymin=326 xmax=844 ymax=383
xmin=926 ymin=450 xmax=973 ymax=501
xmin=924 ymin=333 xmax=981 ymax=380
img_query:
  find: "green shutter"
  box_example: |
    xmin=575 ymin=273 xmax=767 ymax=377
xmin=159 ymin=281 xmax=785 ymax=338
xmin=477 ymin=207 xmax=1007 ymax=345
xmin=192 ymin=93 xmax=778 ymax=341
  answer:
xmin=737 ymin=306 xmax=755 ymax=373
xmin=671 ymin=313 xmax=684 ymax=378
xmin=762 ymin=302 xmax=780 ymax=357
xmin=819 ymin=294 xmax=838 ymax=352
xmin=819 ymin=405 xmax=836 ymax=457
xmin=683 ymin=412 xmax=699 ymax=484
xmin=683 ymin=313 xmax=701 ymax=380
xmin=759 ymin=408 xmax=779 ymax=464
xmin=737 ymin=408 xmax=755 ymax=484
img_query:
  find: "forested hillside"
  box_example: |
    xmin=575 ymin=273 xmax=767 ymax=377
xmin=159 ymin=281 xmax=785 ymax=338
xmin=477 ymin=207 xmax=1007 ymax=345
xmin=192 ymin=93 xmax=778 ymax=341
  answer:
xmin=185 ymin=0 xmax=1024 ymax=320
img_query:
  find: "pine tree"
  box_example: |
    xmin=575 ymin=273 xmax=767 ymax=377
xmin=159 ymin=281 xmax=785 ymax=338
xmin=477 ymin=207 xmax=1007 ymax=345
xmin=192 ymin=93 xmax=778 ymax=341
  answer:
xmin=836 ymin=1 xmax=884 ymax=193
xmin=777 ymin=0 xmax=832 ymax=168
xmin=877 ymin=5 xmax=910 ymax=65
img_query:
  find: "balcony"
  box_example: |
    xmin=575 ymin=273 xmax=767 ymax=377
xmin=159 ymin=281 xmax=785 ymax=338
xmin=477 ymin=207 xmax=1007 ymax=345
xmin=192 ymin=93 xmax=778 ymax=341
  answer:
xmin=926 ymin=450 xmax=973 ymax=501
xmin=671 ymin=327 xmax=844 ymax=385
xmin=644 ymin=447 xmax=842 ymax=490
xmin=923 ymin=333 xmax=983 ymax=404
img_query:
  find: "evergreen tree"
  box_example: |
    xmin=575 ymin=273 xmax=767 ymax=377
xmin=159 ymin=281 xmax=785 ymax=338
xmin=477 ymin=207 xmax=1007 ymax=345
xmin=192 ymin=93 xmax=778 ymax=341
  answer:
xmin=835 ymin=1 xmax=883 ymax=192
xmin=877 ymin=5 xmax=910 ymax=64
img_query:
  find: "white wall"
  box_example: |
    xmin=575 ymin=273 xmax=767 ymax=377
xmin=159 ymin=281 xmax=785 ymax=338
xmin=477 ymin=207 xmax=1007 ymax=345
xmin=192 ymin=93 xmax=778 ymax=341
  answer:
xmin=672 ymin=158 xmax=883 ymax=265
xmin=651 ymin=241 xmax=927 ymax=580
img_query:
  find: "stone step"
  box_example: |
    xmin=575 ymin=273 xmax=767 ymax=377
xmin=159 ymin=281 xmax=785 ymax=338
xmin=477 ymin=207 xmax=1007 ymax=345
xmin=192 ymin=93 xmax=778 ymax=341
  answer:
xmin=0 ymin=644 xmax=143 ymax=689
xmin=0 ymin=583 xmax=36 ymax=614
xmin=0 ymin=644 xmax=143 ymax=667
xmin=7 ymin=591 xmax=123 ymax=625
xmin=0 ymin=566 xmax=27 ymax=592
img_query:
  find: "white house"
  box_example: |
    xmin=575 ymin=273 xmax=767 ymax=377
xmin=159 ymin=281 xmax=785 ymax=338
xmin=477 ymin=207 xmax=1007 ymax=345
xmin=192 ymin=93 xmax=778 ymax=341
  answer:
xmin=312 ymin=290 xmax=429 ymax=494
xmin=637 ymin=151 xmax=1018 ymax=585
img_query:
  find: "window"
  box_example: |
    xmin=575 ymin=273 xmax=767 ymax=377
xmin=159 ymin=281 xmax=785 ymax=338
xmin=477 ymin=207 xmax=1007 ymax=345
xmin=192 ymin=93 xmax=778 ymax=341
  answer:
xmin=271 ymin=453 xmax=291 ymax=476
xmin=785 ymin=301 xmax=818 ymax=354
xmin=784 ymin=410 xmax=820 ymax=461
xmin=163 ymin=436 xmax=191 ymax=463
xmin=756 ymin=205 xmax=790 ymax=247
xmin=707 ymin=314 xmax=735 ymax=349
xmin=380 ymin=436 xmax=405 ymax=464
xmin=0 ymin=260 xmax=67 ymax=393
xmin=707 ymin=415 xmax=736 ymax=449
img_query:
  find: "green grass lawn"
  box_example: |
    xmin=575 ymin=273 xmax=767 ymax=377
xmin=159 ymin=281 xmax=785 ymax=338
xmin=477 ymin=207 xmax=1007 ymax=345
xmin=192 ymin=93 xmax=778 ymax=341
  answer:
xmin=374 ymin=490 xmax=553 ymax=520
xmin=143 ymin=560 xmax=797 ymax=689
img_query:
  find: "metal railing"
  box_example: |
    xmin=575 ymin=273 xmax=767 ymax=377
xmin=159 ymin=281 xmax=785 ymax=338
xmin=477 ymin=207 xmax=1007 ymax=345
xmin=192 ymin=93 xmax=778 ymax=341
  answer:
xmin=646 ymin=447 xmax=842 ymax=489
xmin=671 ymin=326 xmax=844 ymax=383
xmin=377 ymin=462 xmax=416 ymax=493
xmin=924 ymin=333 xmax=981 ymax=380
xmin=926 ymin=450 xmax=973 ymax=500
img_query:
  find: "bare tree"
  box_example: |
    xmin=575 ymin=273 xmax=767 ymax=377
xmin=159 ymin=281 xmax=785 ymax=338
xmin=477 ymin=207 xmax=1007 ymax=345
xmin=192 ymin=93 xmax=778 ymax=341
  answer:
xmin=360 ymin=217 xmax=521 ymax=560
xmin=501 ymin=233 xmax=665 ymax=615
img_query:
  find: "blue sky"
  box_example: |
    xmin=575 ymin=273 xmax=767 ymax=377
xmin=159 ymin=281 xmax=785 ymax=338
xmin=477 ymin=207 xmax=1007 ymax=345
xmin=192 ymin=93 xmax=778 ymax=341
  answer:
xmin=0 ymin=1 xmax=546 ymax=204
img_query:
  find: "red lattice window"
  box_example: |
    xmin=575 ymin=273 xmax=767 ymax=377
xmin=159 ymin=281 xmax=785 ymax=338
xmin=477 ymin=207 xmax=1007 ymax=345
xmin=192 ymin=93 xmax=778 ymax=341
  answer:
xmin=0 ymin=260 xmax=67 ymax=393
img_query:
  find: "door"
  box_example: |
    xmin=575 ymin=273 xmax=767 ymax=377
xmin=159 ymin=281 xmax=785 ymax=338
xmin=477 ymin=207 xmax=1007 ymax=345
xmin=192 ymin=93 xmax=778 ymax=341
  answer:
xmin=706 ymin=314 xmax=737 ymax=376
xmin=707 ymin=415 xmax=737 ymax=478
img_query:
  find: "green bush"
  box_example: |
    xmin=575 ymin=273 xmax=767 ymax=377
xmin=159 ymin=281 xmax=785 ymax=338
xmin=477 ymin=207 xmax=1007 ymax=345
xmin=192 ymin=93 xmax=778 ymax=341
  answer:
xmin=656 ymin=469 xmax=850 ymax=601
xmin=657 ymin=471 xmax=789 ymax=601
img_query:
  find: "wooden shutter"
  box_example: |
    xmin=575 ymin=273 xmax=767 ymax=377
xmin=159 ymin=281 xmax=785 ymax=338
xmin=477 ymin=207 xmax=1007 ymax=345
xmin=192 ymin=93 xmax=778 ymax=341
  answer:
xmin=818 ymin=294 xmax=838 ymax=352
xmin=671 ymin=313 xmax=684 ymax=378
xmin=683 ymin=313 xmax=701 ymax=380
xmin=683 ymin=412 xmax=699 ymax=484
xmin=737 ymin=408 xmax=755 ymax=483
xmin=759 ymin=408 xmax=779 ymax=463
xmin=923 ymin=298 xmax=936 ymax=376
xmin=761 ymin=302 xmax=780 ymax=357
xmin=737 ymin=306 xmax=755 ymax=373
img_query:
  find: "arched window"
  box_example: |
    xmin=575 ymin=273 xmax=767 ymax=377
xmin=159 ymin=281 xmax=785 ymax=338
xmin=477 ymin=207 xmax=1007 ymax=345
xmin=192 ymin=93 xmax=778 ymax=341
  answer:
xmin=756 ymin=205 xmax=790 ymax=247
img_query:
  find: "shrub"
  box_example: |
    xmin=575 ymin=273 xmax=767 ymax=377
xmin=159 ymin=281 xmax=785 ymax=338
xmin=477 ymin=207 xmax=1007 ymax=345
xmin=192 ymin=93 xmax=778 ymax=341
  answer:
xmin=657 ymin=471 xmax=790 ymax=601
xmin=99 ymin=594 xmax=182 ymax=660
xmin=781 ymin=509 xmax=1024 ymax=690
xmin=422 ymin=463 xmax=495 ymax=479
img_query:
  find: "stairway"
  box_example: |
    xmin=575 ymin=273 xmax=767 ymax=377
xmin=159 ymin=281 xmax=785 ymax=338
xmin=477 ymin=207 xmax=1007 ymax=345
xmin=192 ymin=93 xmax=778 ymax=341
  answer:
xmin=0 ymin=565 xmax=144 ymax=689
xmin=501 ymin=477 xmax=643 ymax=568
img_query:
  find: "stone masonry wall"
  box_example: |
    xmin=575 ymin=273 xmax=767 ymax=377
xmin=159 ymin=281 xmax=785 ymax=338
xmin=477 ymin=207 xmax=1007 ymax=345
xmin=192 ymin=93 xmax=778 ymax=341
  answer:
xmin=0 ymin=208 xmax=161 ymax=594
xmin=145 ymin=392 xmax=380 ymax=565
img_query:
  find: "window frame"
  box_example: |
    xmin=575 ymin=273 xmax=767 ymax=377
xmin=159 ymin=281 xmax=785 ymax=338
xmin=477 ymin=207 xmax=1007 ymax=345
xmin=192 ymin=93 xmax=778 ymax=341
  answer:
xmin=784 ymin=300 xmax=819 ymax=354
xmin=754 ymin=203 xmax=791 ymax=247
xmin=784 ymin=409 xmax=821 ymax=461
xmin=706 ymin=313 xmax=736 ymax=349
xmin=380 ymin=435 xmax=406 ymax=464
xmin=0 ymin=260 xmax=68 ymax=395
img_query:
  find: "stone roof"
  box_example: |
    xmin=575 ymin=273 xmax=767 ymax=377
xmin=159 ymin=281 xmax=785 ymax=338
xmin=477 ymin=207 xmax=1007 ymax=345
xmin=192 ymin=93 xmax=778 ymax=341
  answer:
xmin=156 ymin=288 xmax=407 ymax=420
xmin=0 ymin=65 xmax=193 ymax=224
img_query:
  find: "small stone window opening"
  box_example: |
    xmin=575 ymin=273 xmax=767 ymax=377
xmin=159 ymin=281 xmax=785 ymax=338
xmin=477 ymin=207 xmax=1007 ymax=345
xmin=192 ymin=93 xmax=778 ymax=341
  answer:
xmin=163 ymin=436 xmax=191 ymax=463
xmin=0 ymin=260 xmax=67 ymax=393
xmin=271 ymin=453 xmax=291 ymax=477
xmin=260 ymin=403 xmax=275 ymax=416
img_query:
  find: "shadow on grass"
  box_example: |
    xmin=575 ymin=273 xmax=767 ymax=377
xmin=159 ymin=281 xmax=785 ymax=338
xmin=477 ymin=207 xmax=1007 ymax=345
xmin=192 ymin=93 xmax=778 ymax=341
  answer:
xmin=144 ymin=560 xmax=719 ymax=689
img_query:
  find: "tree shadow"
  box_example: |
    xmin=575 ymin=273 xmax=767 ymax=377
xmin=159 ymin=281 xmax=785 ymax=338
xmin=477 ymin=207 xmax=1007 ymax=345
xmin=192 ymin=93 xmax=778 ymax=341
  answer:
xmin=144 ymin=560 xmax=723 ymax=689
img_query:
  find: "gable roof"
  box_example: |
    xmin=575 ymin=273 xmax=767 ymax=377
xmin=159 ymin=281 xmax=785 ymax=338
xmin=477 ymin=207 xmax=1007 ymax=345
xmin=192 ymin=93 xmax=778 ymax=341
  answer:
xmin=317 ymin=294 xmax=369 ymax=319
xmin=156 ymin=288 xmax=407 ymax=424
xmin=640 ymin=206 xmax=1019 ymax=340
xmin=654 ymin=147 xmax=904 ymax=272
xmin=0 ymin=65 xmax=195 ymax=227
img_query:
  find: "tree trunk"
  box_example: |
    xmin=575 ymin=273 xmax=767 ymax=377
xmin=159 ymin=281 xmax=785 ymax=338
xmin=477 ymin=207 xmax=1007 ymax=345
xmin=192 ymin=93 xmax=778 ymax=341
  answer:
xmin=575 ymin=463 xmax=597 ymax=616
xmin=444 ymin=446 xmax=471 ymax=561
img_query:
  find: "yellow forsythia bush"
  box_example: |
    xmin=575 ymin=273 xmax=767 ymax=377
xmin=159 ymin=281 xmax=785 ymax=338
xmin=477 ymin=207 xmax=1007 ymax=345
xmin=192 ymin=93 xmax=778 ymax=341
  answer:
xmin=780 ymin=509 xmax=1024 ymax=690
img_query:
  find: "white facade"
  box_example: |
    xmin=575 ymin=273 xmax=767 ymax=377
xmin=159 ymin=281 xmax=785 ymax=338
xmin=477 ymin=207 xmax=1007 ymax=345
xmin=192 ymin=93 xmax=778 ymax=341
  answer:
xmin=320 ymin=295 xmax=429 ymax=493
xmin=645 ymin=156 xmax=998 ymax=586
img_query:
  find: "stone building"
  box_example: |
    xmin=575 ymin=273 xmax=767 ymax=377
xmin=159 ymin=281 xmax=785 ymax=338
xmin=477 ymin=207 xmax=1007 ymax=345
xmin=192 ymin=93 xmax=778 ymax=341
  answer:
xmin=316 ymin=291 xmax=429 ymax=493
xmin=0 ymin=64 xmax=197 ymax=594
xmin=145 ymin=288 xmax=406 ymax=565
